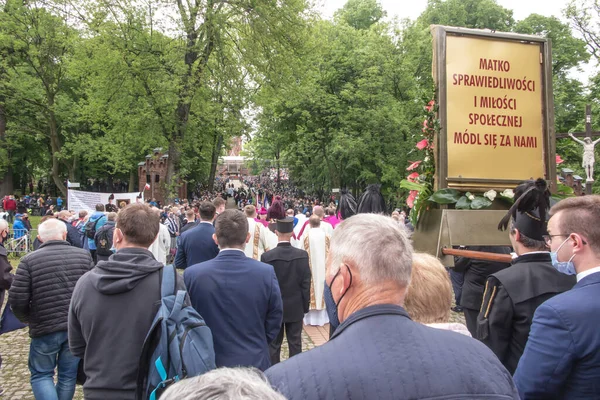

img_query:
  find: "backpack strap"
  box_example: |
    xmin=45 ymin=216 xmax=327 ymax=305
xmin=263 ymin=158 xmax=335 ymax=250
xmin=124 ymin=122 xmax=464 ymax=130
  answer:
xmin=161 ymin=264 xmax=178 ymax=298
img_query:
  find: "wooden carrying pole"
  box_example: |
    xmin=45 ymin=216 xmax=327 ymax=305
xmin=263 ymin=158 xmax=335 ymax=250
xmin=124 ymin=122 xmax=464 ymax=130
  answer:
xmin=442 ymin=247 xmax=513 ymax=264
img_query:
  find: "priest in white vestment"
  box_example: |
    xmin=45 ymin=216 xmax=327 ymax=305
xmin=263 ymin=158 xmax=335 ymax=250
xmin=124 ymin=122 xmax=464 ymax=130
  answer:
xmin=243 ymin=205 xmax=271 ymax=260
xmin=302 ymin=215 xmax=330 ymax=326
xmin=296 ymin=206 xmax=334 ymax=242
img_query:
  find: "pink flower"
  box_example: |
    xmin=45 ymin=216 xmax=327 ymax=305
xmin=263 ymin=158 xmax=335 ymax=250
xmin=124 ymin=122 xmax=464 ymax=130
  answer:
xmin=416 ymin=139 xmax=429 ymax=150
xmin=425 ymin=100 xmax=435 ymax=112
xmin=407 ymin=190 xmax=418 ymax=208
xmin=556 ymin=154 xmax=564 ymax=165
xmin=407 ymin=172 xmax=419 ymax=182
xmin=406 ymin=160 xmax=422 ymax=171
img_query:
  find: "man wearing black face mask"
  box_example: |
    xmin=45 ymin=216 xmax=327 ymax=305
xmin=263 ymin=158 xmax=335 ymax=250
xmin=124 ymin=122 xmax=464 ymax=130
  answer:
xmin=266 ymin=214 xmax=519 ymax=400
xmin=0 ymin=219 xmax=14 ymax=395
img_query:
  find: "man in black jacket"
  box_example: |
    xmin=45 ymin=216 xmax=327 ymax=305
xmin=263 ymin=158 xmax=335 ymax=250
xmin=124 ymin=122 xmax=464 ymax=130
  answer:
xmin=477 ymin=182 xmax=575 ymax=374
xmin=261 ymin=217 xmax=311 ymax=365
xmin=68 ymin=203 xmax=186 ymax=400
xmin=454 ymin=245 xmax=512 ymax=336
xmin=57 ymin=210 xmax=83 ymax=248
xmin=8 ymin=218 xmax=93 ymax=399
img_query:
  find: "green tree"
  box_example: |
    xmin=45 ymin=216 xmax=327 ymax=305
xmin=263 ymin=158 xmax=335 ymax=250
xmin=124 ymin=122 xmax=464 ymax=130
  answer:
xmin=335 ymin=0 xmax=386 ymax=30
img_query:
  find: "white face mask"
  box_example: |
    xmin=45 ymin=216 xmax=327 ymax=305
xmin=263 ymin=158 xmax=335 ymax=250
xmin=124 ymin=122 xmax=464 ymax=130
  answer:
xmin=550 ymin=237 xmax=576 ymax=275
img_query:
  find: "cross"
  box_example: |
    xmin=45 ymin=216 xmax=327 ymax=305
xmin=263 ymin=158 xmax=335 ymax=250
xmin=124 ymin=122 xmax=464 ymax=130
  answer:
xmin=556 ymin=105 xmax=600 ymax=195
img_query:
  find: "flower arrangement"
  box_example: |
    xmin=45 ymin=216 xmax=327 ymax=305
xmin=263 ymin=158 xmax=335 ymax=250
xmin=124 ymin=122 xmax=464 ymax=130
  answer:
xmin=400 ymin=99 xmax=517 ymax=225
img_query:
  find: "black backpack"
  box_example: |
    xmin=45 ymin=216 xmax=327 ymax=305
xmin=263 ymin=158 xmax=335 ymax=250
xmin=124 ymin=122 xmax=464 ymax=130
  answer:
xmin=85 ymin=216 xmax=103 ymax=239
xmin=95 ymin=226 xmax=113 ymax=256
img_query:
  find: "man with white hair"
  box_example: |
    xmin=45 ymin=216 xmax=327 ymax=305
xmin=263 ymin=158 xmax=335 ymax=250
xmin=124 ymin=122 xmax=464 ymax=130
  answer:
xmin=8 ymin=218 xmax=93 ymax=399
xmin=266 ymin=214 xmax=519 ymax=400
xmin=160 ymin=367 xmax=286 ymax=400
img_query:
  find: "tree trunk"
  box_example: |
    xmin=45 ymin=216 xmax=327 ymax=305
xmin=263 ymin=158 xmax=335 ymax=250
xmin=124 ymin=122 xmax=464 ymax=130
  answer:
xmin=48 ymin=111 xmax=67 ymax=197
xmin=129 ymin=169 xmax=136 ymax=192
xmin=207 ymin=132 xmax=223 ymax=192
xmin=0 ymin=100 xmax=13 ymax=197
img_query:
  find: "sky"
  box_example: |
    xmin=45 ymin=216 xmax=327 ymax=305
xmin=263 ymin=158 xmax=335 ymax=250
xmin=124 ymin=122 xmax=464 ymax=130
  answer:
xmin=317 ymin=0 xmax=570 ymax=22
xmin=316 ymin=0 xmax=596 ymax=83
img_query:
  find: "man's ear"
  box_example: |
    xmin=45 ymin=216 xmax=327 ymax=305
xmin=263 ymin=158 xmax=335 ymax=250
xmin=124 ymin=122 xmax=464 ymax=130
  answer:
xmin=246 ymin=232 xmax=251 ymax=244
xmin=213 ymin=233 xmax=219 ymax=246
xmin=114 ymin=228 xmax=124 ymax=244
xmin=513 ymin=228 xmax=521 ymax=243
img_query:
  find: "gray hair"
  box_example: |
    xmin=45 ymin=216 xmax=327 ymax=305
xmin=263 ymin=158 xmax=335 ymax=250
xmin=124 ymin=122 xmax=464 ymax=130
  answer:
xmin=328 ymin=214 xmax=413 ymax=287
xmin=38 ymin=218 xmax=67 ymax=242
xmin=159 ymin=367 xmax=285 ymax=400
xmin=107 ymin=212 xmax=117 ymax=221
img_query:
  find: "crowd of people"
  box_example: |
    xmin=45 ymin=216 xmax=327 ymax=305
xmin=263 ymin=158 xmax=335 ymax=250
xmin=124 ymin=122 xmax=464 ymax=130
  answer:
xmin=0 ymin=177 xmax=598 ymax=400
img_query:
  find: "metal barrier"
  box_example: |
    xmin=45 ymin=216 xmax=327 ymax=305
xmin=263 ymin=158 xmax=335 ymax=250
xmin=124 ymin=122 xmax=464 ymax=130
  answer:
xmin=5 ymin=229 xmax=37 ymax=255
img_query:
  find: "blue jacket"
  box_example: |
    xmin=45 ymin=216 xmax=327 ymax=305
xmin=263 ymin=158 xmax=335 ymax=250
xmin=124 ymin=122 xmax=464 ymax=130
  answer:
xmin=87 ymin=212 xmax=107 ymax=250
xmin=514 ymin=271 xmax=600 ymax=399
xmin=174 ymin=222 xmax=219 ymax=269
xmin=266 ymin=304 xmax=519 ymax=400
xmin=183 ymin=250 xmax=283 ymax=371
xmin=12 ymin=219 xmax=27 ymax=239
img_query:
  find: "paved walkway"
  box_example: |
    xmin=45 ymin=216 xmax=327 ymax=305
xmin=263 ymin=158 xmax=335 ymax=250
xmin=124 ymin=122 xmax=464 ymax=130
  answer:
xmin=0 ymin=311 xmax=315 ymax=399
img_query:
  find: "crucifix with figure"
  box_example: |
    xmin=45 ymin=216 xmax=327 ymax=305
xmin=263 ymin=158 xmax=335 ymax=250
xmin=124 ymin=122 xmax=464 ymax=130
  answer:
xmin=556 ymin=105 xmax=600 ymax=195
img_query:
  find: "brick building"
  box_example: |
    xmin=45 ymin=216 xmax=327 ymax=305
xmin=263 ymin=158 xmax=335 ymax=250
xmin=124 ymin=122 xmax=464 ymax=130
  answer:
xmin=138 ymin=148 xmax=187 ymax=205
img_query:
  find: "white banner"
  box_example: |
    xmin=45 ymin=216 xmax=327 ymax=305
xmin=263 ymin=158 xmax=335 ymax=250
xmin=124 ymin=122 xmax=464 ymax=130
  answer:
xmin=67 ymin=190 xmax=143 ymax=212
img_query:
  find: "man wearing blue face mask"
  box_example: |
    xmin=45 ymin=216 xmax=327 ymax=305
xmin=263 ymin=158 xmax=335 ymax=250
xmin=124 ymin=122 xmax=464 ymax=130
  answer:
xmin=266 ymin=214 xmax=519 ymax=400
xmin=514 ymin=195 xmax=600 ymax=399
xmin=477 ymin=179 xmax=575 ymax=375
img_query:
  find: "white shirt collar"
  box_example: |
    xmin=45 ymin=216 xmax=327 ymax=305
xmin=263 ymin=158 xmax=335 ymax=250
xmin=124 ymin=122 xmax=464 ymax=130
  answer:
xmin=576 ymin=266 xmax=600 ymax=282
xmin=219 ymin=248 xmax=245 ymax=254
xmin=199 ymin=221 xmax=213 ymax=225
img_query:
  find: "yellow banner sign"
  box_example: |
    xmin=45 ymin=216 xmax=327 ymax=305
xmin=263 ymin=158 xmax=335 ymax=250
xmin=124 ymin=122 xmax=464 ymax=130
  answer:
xmin=445 ymin=35 xmax=545 ymax=183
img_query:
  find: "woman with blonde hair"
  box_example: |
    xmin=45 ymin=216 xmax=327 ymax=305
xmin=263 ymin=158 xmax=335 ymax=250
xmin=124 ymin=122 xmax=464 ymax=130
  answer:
xmin=404 ymin=252 xmax=471 ymax=336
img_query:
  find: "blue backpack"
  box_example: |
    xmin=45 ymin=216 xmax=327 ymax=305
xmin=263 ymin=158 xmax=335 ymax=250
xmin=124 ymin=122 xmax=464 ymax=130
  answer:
xmin=136 ymin=265 xmax=216 ymax=400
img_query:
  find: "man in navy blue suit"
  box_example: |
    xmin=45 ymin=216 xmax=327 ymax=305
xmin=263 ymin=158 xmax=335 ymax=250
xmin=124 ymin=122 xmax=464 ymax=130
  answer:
xmin=174 ymin=202 xmax=219 ymax=269
xmin=514 ymin=195 xmax=600 ymax=399
xmin=266 ymin=214 xmax=518 ymax=400
xmin=184 ymin=209 xmax=283 ymax=371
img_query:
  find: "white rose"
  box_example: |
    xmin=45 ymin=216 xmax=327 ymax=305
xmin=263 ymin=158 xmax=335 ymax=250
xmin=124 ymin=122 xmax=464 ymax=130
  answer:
xmin=466 ymin=192 xmax=475 ymax=201
xmin=424 ymin=156 xmax=430 ymax=163
xmin=501 ymin=189 xmax=514 ymax=199
xmin=484 ymin=189 xmax=497 ymax=202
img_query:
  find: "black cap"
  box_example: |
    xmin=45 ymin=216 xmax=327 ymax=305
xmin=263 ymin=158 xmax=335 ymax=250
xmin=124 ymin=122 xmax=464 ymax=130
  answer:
xmin=276 ymin=217 xmax=294 ymax=234
xmin=108 ymin=193 xmax=115 ymax=201
xmin=498 ymin=178 xmax=550 ymax=242
xmin=513 ymin=208 xmax=548 ymax=241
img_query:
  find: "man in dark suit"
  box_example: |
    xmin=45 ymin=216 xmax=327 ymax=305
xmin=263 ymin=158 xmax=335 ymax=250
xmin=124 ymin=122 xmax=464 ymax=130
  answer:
xmin=174 ymin=202 xmax=219 ymax=269
xmin=266 ymin=214 xmax=519 ymax=400
xmin=184 ymin=209 xmax=283 ymax=371
xmin=514 ymin=196 xmax=600 ymax=399
xmin=261 ymin=217 xmax=311 ymax=365
xmin=477 ymin=181 xmax=575 ymax=374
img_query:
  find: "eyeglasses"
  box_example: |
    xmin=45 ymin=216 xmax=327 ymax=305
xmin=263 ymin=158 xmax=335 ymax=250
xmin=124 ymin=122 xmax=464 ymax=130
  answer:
xmin=542 ymin=234 xmax=569 ymax=245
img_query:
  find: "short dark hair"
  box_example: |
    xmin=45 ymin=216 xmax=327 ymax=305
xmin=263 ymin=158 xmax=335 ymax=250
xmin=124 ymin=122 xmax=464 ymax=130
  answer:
xmin=96 ymin=204 xmax=105 ymax=211
xmin=213 ymin=197 xmax=226 ymax=209
xmin=550 ymin=195 xmax=600 ymax=254
xmin=116 ymin=203 xmax=159 ymax=247
xmin=510 ymin=225 xmax=548 ymax=251
xmin=215 ymin=209 xmax=248 ymax=248
xmin=199 ymin=202 xmax=216 ymax=221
